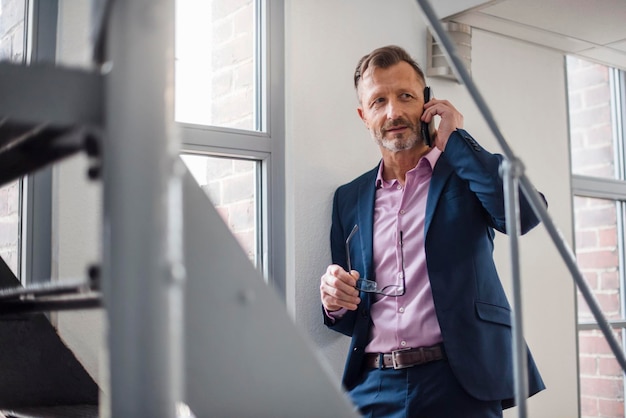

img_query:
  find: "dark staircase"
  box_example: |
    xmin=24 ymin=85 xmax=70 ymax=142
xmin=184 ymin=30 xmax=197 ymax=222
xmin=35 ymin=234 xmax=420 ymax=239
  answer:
xmin=0 ymin=79 xmax=103 ymax=416
xmin=0 ymin=256 xmax=99 ymax=417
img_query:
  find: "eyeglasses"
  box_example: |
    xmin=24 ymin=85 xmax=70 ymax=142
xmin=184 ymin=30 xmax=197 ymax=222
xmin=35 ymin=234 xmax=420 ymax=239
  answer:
xmin=345 ymin=224 xmax=406 ymax=297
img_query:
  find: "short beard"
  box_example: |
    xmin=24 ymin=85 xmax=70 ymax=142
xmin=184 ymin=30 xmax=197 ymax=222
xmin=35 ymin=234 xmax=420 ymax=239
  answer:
xmin=372 ymin=118 xmax=421 ymax=152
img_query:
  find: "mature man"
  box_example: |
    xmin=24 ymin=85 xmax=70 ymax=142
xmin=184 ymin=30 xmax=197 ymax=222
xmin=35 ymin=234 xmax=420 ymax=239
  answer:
xmin=320 ymin=45 xmax=545 ymax=417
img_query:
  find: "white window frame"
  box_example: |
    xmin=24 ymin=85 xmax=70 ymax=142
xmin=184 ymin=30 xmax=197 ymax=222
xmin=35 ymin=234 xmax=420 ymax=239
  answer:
xmin=570 ymin=61 xmax=626 ymax=415
xmin=5 ymin=0 xmax=58 ymax=286
xmin=177 ymin=0 xmax=286 ymax=296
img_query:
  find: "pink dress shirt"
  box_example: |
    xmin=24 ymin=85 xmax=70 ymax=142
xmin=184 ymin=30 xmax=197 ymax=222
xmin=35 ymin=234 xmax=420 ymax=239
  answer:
xmin=327 ymin=148 xmax=444 ymax=353
xmin=365 ymin=147 xmax=443 ymax=353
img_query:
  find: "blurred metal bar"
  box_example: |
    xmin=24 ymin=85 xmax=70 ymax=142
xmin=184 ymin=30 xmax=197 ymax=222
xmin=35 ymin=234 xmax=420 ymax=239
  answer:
xmin=0 ymin=278 xmax=92 ymax=300
xmin=181 ymin=168 xmax=359 ymax=417
xmin=501 ymin=159 xmax=528 ymax=416
xmin=415 ymin=1 xmax=626 ymax=417
xmin=0 ymin=295 xmax=101 ymax=315
xmin=102 ymin=0 xmax=183 ymax=416
xmin=0 ymin=63 xmax=102 ymax=127
xmin=0 ymin=120 xmax=96 ymax=187
xmin=91 ymin=0 xmax=114 ymax=64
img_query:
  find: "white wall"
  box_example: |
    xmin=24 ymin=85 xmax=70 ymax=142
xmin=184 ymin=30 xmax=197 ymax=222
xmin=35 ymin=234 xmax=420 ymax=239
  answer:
xmin=285 ymin=0 xmax=578 ymax=416
xmin=285 ymin=0 xmax=424 ymax=349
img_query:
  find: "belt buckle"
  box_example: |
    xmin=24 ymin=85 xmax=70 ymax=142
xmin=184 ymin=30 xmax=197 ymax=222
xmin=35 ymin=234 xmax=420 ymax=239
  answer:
xmin=391 ymin=347 xmax=415 ymax=370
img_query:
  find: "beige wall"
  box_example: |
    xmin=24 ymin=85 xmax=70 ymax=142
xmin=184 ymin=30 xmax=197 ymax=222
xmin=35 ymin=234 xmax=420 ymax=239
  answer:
xmin=285 ymin=1 xmax=578 ymax=416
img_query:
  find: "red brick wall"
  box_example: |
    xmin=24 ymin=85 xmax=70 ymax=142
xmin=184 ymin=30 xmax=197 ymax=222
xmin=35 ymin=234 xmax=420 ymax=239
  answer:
xmin=568 ymin=56 xmax=614 ymax=178
xmin=210 ymin=0 xmax=255 ymax=130
xmin=198 ymin=157 xmax=257 ymax=263
xmin=0 ymin=0 xmax=25 ymax=62
xmin=205 ymin=0 xmax=257 ymax=264
xmin=0 ymin=0 xmax=25 ymax=277
xmin=177 ymin=0 xmax=258 ymax=265
xmin=568 ymin=55 xmax=625 ymax=418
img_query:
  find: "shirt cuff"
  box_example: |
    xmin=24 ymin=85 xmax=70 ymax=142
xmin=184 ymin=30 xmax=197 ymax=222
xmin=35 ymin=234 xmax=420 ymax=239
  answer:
xmin=324 ymin=307 xmax=347 ymax=323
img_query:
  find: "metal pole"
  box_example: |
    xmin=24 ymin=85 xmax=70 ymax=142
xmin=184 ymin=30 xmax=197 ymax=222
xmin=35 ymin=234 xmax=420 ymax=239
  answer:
xmin=501 ymin=159 xmax=528 ymax=416
xmin=103 ymin=0 xmax=184 ymax=416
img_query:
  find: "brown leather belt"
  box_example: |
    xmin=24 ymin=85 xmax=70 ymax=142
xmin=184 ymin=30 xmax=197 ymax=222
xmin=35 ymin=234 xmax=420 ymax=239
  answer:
xmin=364 ymin=344 xmax=445 ymax=370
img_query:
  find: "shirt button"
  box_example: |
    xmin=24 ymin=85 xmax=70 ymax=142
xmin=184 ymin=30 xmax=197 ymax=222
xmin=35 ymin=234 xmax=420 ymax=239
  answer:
xmin=397 ymin=185 xmax=402 ymax=190
xmin=400 ymin=209 xmax=405 ymax=214
xmin=400 ymin=341 xmax=407 ymax=347
xmin=399 ymin=307 xmax=405 ymax=313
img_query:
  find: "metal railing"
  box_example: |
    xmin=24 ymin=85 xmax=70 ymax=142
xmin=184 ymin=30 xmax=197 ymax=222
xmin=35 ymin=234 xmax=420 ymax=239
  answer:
xmin=415 ymin=0 xmax=626 ymax=416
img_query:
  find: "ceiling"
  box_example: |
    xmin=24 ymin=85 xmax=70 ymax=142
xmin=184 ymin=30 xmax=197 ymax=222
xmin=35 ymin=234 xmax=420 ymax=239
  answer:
xmin=448 ymin=0 xmax=626 ymax=69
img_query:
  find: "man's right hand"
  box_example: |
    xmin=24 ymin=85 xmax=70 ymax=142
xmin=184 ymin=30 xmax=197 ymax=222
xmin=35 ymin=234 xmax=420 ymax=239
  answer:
xmin=320 ymin=264 xmax=361 ymax=312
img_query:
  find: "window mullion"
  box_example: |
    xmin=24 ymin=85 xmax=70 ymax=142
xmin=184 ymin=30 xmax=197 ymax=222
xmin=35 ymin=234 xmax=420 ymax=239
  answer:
xmin=611 ymin=67 xmax=625 ymax=180
xmin=572 ymin=175 xmax=626 ymax=200
xmin=618 ymin=202 xmax=626 ymax=318
xmin=614 ymin=69 xmax=626 ymax=418
xmin=179 ymin=124 xmax=272 ymax=155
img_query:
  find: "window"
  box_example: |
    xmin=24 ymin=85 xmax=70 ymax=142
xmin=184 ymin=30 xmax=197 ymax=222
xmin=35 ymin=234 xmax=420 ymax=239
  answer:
xmin=176 ymin=0 xmax=259 ymax=131
xmin=0 ymin=0 xmax=27 ymax=278
xmin=568 ymin=55 xmax=626 ymax=418
xmin=180 ymin=154 xmax=259 ymax=265
xmin=1 ymin=1 xmax=57 ymax=286
xmin=175 ymin=0 xmax=284 ymax=289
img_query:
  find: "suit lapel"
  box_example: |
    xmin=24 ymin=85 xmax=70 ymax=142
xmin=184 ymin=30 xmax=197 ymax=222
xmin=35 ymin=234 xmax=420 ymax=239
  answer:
xmin=425 ymin=154 xmax=454 ymax=237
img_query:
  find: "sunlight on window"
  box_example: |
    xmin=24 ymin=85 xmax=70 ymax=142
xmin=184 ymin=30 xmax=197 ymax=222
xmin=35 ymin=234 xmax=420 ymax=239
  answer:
xmin=175 ymin=0 xmax=257 ymax=130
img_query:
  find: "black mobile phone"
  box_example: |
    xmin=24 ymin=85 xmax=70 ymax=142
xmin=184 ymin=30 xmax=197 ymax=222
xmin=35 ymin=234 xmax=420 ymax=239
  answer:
xmin=421 ymin=86 xmax=435 ymax=147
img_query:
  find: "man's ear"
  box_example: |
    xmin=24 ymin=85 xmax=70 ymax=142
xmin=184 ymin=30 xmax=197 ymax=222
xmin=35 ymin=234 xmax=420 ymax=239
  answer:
xmin=357 ymin=107 xmax=368 ymax=128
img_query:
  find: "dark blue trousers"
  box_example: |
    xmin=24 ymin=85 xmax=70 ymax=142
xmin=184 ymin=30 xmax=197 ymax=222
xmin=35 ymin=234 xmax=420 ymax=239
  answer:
xmin=348 ymin=359 xmax=503 ymax=418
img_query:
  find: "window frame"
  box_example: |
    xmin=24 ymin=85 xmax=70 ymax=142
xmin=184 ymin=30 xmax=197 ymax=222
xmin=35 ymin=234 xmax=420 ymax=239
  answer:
xmin=19 ymin=0 xmax=57 ymax=286
xmin=570 ymin=59 xmax=626 ymax=415
xmin=177 ymin=0 xmax=286 ymax=297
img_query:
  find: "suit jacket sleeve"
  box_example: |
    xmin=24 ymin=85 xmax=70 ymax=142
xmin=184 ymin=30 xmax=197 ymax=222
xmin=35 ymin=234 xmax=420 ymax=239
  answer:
xmin=323 ymin=186 xmax=359 ymax=337
xmin=443 ymin=129 xmax=546 ymax=235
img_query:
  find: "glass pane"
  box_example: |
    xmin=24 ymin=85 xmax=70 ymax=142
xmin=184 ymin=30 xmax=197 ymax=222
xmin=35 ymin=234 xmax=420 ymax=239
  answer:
xmin=567 ymin=56 xmax=617 ymax=179
xmin=0 ymin=0 xmax=25 ymax=278
xmin=0 ymin=0 xmax=26 ymax=63
xmin=574 ymin=197 xmax=621 ymax=322
xmin=0 ymin=181 xmax=20 ymax=276
xmin=180 ymin=154 xmax=259 ymax=266
xmin=175 ymin=0 xmax=259 ymax=131
xmin=578 ymin=328 xmax=625 ymax=418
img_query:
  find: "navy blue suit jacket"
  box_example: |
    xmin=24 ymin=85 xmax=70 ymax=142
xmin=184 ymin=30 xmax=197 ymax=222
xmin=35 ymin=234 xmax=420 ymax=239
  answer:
xmin=324 ymin=129 xmax=545 ymax=408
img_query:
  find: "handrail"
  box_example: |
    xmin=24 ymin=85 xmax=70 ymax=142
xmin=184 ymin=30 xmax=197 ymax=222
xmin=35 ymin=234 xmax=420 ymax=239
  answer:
xmin=501 ymin=158 xmax=529 ymax=416
xmin=0 ymin=277 xmax=98 ymax=300
xmin=415 ymin=0 xmax=626 ymax=416
xmin=0 ymin=295 xmax=102 ymax=315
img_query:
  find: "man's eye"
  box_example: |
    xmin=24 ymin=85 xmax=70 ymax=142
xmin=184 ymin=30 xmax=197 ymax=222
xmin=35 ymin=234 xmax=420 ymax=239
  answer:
xmin=401 ymin=93 xmax=414 ymax=100
xmin=371 ymin=98 xmax=385 ymax=107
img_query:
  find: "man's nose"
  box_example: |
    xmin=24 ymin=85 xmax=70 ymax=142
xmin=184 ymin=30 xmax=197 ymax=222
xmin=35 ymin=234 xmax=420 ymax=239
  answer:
xmin=386 ymin=99 xmax=401 ymax=120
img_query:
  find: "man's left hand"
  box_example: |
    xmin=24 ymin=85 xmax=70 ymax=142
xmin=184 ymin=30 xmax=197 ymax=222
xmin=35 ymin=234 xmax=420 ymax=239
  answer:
xmin=422 ymin=98 xmax=464 ymax=151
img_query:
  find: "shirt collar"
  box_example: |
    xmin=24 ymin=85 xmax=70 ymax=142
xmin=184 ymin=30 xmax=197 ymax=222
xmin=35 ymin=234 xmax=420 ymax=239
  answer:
xmin=375 ymin=147 xmax=442 ymax=189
